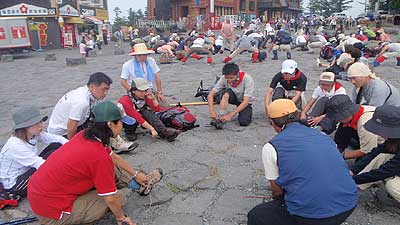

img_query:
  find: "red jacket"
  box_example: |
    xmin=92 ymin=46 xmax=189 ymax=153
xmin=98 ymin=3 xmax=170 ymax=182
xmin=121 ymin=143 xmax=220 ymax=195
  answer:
xmin=118 ymin=95 xmax=161 ymax=124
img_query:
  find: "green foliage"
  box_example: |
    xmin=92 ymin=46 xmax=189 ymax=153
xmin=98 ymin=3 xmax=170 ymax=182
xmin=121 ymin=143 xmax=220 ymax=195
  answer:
xmin=308 ymin=0 xmax=354 ymax=17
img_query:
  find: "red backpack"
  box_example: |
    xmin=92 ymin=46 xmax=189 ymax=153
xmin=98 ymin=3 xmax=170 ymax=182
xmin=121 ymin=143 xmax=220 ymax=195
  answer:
xmin=320 ymin=45 xmax=334 ymax=61
xmin=158 ymin=106 xmax=198 ymax=131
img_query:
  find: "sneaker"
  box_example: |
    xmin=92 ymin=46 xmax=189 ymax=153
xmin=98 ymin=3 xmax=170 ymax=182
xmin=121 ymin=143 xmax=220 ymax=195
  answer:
xmin=110 ymin=135 xmax=139 ymax=154
xmin=136 ymin=168 xmax=163 ymax=196
xmin=210 ymin=119 xmax=224 ymax=129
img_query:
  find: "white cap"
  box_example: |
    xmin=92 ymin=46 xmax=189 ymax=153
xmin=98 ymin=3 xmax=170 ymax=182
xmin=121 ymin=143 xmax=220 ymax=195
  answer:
xmin=281 ymin=60 xmax=298 ymax=74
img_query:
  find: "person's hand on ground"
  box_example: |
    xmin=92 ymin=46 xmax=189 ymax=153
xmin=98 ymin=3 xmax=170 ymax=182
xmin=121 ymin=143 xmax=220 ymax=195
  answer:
xmin=308 ymin=115 xmax=323 ymax=127
xmin=135 ymin=172 xmax=149 ymax=186
xmin=150 ymin=128 xmax=158 ymax=138
xmin=220 ymin=112 xmax=234 ymax=123
xmin=300 ymin=112 xmax=307 ymax=120
xmin=117 ymin=216 xmax=136 ymax=225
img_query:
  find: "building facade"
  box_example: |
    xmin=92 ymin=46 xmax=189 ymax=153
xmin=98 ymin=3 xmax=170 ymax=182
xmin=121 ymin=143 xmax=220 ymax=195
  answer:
xmin=257 ymin=0 xmax=302 ymax=20
xmin=0 ymin=0 xmax=110 ymax=49
xmin=148 ymin=0 xmax=257 ymax=25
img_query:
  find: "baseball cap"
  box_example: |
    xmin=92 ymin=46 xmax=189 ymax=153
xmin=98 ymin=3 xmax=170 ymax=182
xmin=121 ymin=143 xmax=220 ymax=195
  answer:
xmin=319 ymin=72 xmax=335 ymax=82
xmin=281 ymin=60 xmax=298 ymax=74
xmin=267 ymin=99 xmax=298 ymax=119
xmin=131 ymin=78 xmax=150 ymax=91
xmin=92 ymin=101 xmax=136 ymax=125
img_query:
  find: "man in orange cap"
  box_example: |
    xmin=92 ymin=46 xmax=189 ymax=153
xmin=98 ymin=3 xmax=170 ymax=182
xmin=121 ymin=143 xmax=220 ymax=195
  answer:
xmin=247 ymin=99 xmax=357 ymax=225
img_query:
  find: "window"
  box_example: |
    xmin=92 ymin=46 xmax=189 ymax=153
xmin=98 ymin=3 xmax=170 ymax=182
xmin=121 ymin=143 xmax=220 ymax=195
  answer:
xmin=181 ymin=6 xmax=189 ymax=17
xmin=249 ymin=1 xmax=255 ymax=11
xmin=240 ymin=0 xmax=246 ymax=11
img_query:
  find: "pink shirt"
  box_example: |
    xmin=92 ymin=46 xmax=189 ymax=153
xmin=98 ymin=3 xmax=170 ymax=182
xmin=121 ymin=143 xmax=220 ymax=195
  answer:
xmin=220 ymin=23 xmax=234 ymax=40
xmin=79 ymin=43 xmax=86 ymax=54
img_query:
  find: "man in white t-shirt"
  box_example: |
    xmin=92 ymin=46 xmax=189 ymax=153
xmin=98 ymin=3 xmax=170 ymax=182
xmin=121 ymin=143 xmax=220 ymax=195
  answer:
xmin=48 ymin=72 xmax=112 ymax=139
xmin=301 ymin=72 xmax=346 ymax=134
xmin=120 ymin=43 xmax=167 ymax=102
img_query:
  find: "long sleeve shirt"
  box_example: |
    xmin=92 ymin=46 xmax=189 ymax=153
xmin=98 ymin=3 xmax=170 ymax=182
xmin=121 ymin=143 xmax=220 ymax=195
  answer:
xmin=0 ymin=132 xmax=68 ymax=189
xmin=118 ymin=95 xmax=161 ymax=125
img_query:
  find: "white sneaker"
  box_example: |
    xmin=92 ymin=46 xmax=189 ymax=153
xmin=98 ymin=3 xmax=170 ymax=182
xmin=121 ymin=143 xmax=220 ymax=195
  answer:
xmin=110 ymin=135 xmax=138 ymax=154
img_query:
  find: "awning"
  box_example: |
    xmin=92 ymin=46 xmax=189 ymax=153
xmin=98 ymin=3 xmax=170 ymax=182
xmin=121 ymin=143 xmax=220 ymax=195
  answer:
xmin=84 ymin=16 xmax=103 ymax=25
xmin=65 ymin=17 xmax=85 ymax=24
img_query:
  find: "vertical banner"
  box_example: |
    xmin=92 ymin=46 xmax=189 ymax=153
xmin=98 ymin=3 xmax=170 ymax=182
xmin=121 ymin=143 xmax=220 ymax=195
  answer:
xmin=38 ymin=23 xmax=48 ymax=46
xmin=62 ymin=24 xmax=74 ymax=48
xmin=210 ymin=0 xmax=214 ymax=13
xmin=0 ymin=27 xmax=6 ymax=40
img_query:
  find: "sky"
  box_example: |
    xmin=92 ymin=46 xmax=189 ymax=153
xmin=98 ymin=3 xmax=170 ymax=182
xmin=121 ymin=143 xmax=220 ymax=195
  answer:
xmin=107 ymin=0 xmax=366 ymax=22
xmin=108 ymin=0 xmax=147 ymax=21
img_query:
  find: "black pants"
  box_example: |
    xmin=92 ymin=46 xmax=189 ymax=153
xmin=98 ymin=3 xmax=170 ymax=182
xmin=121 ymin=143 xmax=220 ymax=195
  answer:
xmin=334 ymin=124 xmax=360 ymax=152
xmin=123 ymin=108 xmax=167 ymax=134
xmin=215 ymin=88 xmax=252 ymax=126
xmin=247 ymin=198 xmax=355 ymax=225
xmin=272 ymin=87 xmax=302 ymax=109
xmin=7 ymin=143 xmax=62 ymax=197
xmin=309 ymin=97 xmax=337 ymax=134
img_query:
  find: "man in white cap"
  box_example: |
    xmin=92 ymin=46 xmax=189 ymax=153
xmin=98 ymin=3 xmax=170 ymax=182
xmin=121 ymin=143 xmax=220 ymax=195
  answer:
xmin=120 ymin=43 xmax=167 ymax=103
xmin=265 ymin=60 xmax=307 ymax=113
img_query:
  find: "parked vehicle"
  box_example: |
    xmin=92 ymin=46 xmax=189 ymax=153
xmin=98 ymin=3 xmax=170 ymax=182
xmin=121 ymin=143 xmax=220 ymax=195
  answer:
xmin=0 ymin=17 xmax=31 ymax=55
xmin=331 ymin=13 xmax=347 ymax=19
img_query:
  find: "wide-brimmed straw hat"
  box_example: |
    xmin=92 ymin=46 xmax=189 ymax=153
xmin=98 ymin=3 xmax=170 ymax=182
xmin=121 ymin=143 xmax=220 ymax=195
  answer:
xmin=129 ymin=43 xmax=155 ymax=56
xmin=364 ymin=105 xmax=400 ymax=139
xmin=12 ymin=106 xmax=48 ymax=130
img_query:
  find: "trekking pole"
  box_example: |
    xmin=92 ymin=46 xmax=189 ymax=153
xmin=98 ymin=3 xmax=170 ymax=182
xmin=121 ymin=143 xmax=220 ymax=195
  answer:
xmin=169 ymin=102 xmax=211 ymax=107
xmin=0 ymin=216 xmax=38 ymax=225
xmin=243 ymin=195 xmax=273 ymax=200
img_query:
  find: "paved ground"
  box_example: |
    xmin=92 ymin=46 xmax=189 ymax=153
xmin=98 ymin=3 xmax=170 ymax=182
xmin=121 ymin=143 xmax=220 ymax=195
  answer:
xmin=0 ymin=38 xmax=400 ymax=225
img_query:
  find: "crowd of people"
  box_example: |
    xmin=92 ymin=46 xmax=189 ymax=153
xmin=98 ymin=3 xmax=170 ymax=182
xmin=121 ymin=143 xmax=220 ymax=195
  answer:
xmin=1 ymin=14 xmax=400 ymax=225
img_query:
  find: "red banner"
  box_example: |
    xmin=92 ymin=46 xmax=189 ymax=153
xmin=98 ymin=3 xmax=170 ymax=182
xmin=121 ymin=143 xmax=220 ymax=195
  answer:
xmin=210 ymin=16 xmax=221 ymax=30
xmin=0 ymin=27 xmax=5 ymax=40
xmin=11 ymin=26 xmax=27 ymax=39
xmin=62 ymin=24 xmax=75 ymax=48
xmin=38 ymin=22 xmax=48 ymax=46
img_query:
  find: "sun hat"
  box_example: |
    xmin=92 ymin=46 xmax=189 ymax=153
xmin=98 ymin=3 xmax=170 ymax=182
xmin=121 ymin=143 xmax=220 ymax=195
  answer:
xmin=12 ymin=106 xmax=48 ymax=130
xmin=281 ymin=60 xmax=298 ymax=74
xmin=347 ymin=62 xmax=377 ymax=78
xmin=364 ymin=105 xmax=400 ymax=139
xmin=131 ymin=78 xmax=150 ymax=91
xmin=267 ymin=99 xmax=298 ymax=119
xmin=129 ymin=43 xmax=155 ymax=56
xmin=319 ymin=72 xmax=335 ymax=82
xmin=92 ymin=101 xmax=135 ymax=125
xmin=326 ymin=95 xmax=359 ymax=121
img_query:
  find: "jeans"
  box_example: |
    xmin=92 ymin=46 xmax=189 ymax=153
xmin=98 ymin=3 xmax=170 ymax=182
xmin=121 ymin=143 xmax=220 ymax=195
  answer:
xmin=247 ymin=198 xmax=355 ymax=225
xmin=123 ymin=108 xmax=167 ymax=134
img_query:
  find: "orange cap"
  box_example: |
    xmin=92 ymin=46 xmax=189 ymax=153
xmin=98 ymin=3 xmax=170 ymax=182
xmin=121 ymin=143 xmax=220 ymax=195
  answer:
xmin=267 ymin=99 xmax=298 ymax=119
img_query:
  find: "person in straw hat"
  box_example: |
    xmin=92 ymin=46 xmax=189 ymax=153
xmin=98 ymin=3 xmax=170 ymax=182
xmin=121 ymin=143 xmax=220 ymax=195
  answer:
xmin=351 ymin=105 xmax=400 ymax=211
xmin=120 ymin=43 xmax=167 ymax=103
xmin=347 ymin=62 xmax=400 ymax=107
xmin=0 ymin=106 xmax=68 ymax=198
xmin=247 ymin=99 xmax=357 ymax=225
xmin=28 ymin=101 xmax=163 ymax=225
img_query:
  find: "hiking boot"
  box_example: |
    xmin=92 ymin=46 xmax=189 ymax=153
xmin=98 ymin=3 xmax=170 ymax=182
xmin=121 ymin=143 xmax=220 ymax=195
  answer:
xmin=125 ymin=133 xmax=138 ymax=141
xmin=161 ymin=128 xmax=181 ymax=142
xmin=110 ymin=135 xmax=139 ymax=154
xmin=136 ymin=168 xmax=163 ymax=196
xmin=210 ymin=119 xmax=224 ymax=129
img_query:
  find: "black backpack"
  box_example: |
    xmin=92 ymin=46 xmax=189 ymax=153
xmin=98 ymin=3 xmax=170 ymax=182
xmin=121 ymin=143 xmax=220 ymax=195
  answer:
xmin=194 ymin=77 xmax=220 ymax=101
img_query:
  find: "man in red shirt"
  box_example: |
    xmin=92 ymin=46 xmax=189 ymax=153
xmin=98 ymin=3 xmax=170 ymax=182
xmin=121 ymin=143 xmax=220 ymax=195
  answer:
xmin=118 ymin=78 xmax=180 ymax=142
xmin=28 ymin=101 xmax=162 ymax=225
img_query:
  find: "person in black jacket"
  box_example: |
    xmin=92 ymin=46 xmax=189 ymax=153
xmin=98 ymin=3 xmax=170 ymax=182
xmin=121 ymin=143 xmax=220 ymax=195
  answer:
xmin=351 ymin=105 xmax=400 ymax=208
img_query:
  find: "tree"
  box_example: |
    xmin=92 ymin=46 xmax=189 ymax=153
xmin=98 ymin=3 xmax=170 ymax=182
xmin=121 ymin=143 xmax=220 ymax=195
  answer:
xmin=333 ymin=0 xmax=354 ymax=12
xmin=113 ymin=7 xmax=122 ymax=19
xmin=128 ymin=8 xmax=137 ymax=25
xmin=136 ymin=9 xmax=144 ymax=18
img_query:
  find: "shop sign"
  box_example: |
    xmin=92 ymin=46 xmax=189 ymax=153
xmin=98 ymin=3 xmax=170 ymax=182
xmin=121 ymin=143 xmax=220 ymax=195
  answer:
xmin=11 ymin=26 xmax=27 ymax=39
xmin=38 ymin=22 xmax=48 ymax=46
xmin=81 ymin=7 xmax=96 ymax=17
xmin=0 ymin=3 xmax=56 ymax=16
xmin=59 ymin=4 xmax=79 ymax=16
xmin=95 ymin=9 xmax=109 ymax=20
xmin=0 ymin=27 xmax=6 ymax=40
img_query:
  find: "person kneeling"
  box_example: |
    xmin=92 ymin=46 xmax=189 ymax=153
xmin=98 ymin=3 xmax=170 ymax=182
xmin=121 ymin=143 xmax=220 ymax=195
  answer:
xmin=118 ymin=78 xmax=180 ymax=142
xmin=207 ymin=63 xmax=255 ymax=129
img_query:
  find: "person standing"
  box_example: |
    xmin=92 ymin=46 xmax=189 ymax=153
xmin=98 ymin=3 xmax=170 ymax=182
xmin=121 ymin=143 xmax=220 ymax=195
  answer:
xmin=220 ymin=20 xmax=235 ymax=52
